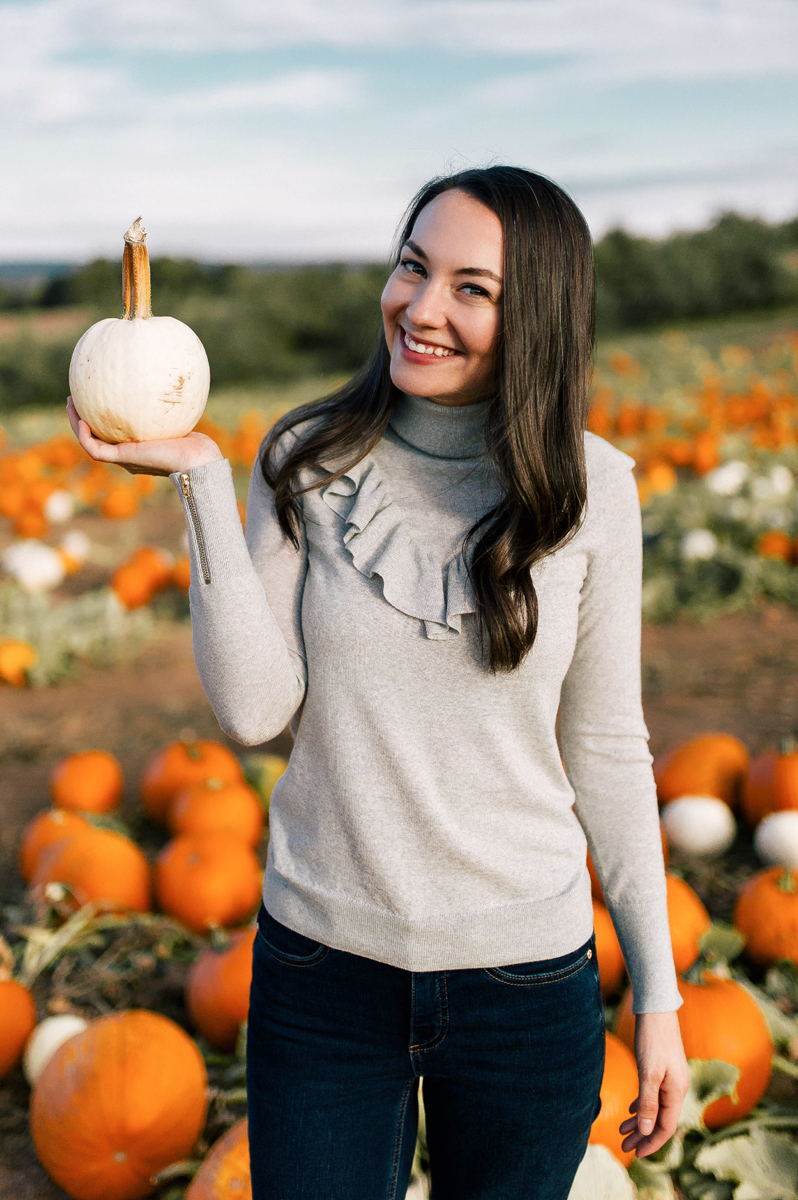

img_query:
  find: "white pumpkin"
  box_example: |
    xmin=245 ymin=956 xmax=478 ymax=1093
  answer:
xmin=1 ymin=540 xmax=65 ymax=592
xmin=568 ymin=1144 xmax=636 ymax=1200
xmin=660 ymin=795 xmax=736 ymax=857
xmin=23 ymin=1014 xmax=89 ymax=1084
xmin=754 ymin=811 xmax=798 ymax=870
xmin=69 ymin=218 xmax=210 ymax=444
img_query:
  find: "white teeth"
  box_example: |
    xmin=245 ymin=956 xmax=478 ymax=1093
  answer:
xmin=404 ymin=331 xmax=454 ymax=356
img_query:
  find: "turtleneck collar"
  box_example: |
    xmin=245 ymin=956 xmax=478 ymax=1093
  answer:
xmin=388 ymin=393 xmax=490 ymax=460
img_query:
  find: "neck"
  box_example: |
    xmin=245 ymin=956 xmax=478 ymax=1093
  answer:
xmin=388 ymin=393 xmax=490 ymax=459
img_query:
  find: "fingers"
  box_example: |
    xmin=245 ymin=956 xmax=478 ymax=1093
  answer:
xmin=620 ymin=1080 xmax=684 ymax=1158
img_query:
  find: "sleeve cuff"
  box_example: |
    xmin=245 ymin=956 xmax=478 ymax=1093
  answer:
xmin=169 ymin=458 xmax=253 ymax=584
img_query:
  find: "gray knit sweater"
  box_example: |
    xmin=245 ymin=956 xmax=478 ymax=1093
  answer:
xmin=171 ymin=393 xmax=681 ymax=1013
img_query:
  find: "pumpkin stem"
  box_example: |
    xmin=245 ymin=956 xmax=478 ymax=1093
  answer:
xmin=779 ymin=734 xmax=798 ymax=756
xmin=778 ymin=870 xmax=798 ymax=893
xmin=122 ymin=218 xmax=151 ymax=320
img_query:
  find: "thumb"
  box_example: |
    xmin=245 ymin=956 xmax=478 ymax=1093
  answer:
xmin=634 ymin=1075 xmax=661 ymax=1136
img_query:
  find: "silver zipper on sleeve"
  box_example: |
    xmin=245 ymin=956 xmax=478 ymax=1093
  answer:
xmin=180 ymin=473 xmax=211 ymax=584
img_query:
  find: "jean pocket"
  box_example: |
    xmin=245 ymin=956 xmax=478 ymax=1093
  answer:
xmin=256 ymin=905 xmax=329 ymax=967
xmin=483 ymin=937 xmax=595 ymax=987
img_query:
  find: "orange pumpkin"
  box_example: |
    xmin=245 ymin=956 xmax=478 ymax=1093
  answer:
xmin=127 ymin=546 xmax=173 ymax=591
xmin=32 ymin=828 xmax=151 ymax=914
xmin=588 ymin=1032 xmax=638 ymax=1166
xmin=169 ymin=779 xmax=265 ymax=846
xmin=734 ymin=868 xmax=798 ymax=965
xmin=172 ymin=556 xmax=191 ymax=592
xmin=30 ymin=1009 xmax=208 ymax=1200
xmin=742 ymin=744 xmax=798 ymax=826
xmin=0 ymin=979 xmax=37 ymax=1081
xmin=18 ymin=809 xmax=91 ymax=883
xmin=756 ymin=530 xmax=793 ymax=561
xmin=186 ymin=1118 xmax=250 ymax=1200
xmin=110 ymin=561 xmax=156 ymax=610
xmin=141 ymin=740 xmax=244 ymax=824
xmin=588 ymin=828 xmax=668 ymax=904
xmin=742 ymin=749 xmax=778 ymax=826
xmin=615 ymin=974 xmax=772 ymax=1128
xmin=0 ymin=638 xmax=37 ymax=687
xmin=186 ymin=928 xmax=256 ymax=1051
xmin=593 ymin=900 xmax=625 ymax=997
xmin=155 ymin=834 xmax=262 ymax=933
xmin=50 ymin=749 xmax=123 ymax=813
xmin=654 ymin=733 xmax=749 ymax=809
xmin=667 ymin=873 xmax=711 ymax=974
xmin=100 ymin=483 xmax=140 ymax=519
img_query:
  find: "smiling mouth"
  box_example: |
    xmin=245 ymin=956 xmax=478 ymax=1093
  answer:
xmin=402 ymin=329 xmax=457 ymax=357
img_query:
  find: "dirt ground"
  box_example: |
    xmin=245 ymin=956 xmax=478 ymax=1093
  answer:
xmin=2 ymin=604 xmax=798 ymax=1195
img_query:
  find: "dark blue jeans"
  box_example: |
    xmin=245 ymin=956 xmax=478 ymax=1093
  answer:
xmin=247 ymin=905 xmax=605 ymax=1200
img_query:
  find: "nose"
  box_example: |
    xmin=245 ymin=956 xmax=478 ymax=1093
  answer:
xmin=404 ymin=277 xmax=448 ymax=330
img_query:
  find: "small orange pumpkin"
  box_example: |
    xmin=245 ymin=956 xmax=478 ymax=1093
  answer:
xmin=654 ymin=733 xmax=749 ymax=809
xmin=756 ymin=530 xmax=793 ymax=561
xmin=30 ymin=1009 xmax=208 ymax=1200
xmin=100 ymin=483 xmax=140 ymax=519
xmin=588 ymin=1032 xmax=638 ymax=1166
xmin=734 ymin=868 xmax=798 ymax=966
xmin=593 ymin=900 xmax=625 ymax=997
xmin=186 ymin=1118 xmax=251 ymax=1199
xmin=32 ymin=828 xmax=151 ymax=914
xmin=186 ymin=928 xmax=256 ymax=1051
xmin=50 ymin=749 xmax=124 ymax=813
xmin=155 ymin=833 xmax=262 ymax=933
xmin=614 ymin=973 xmax=772 ymax=1128
xmin=141 ymin=740 xmax=244 ymax=824
xmin=171 ymin=556 xmax=191 ymax=592
xmin=742 ymin=749 xmax=778 ymax=826
xmin=667 ymin=873 xmax=711 ymax=974
xmin=0 ymin=638 xmax=37 ymax=687
xmin=169 ymin=779 xmax=265 ymax=846
xmin=0 ymin=978 xmax=37 ymax=1081
xmin=18 ymin=808 xmax=91 ymax=883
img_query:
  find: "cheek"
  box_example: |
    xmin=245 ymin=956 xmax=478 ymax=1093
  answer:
xmin=462 ymin=312 xmax=501 ymax=368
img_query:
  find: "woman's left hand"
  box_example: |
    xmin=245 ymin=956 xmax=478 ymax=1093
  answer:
xmin=619 ymin=1010 xmax=690 ymax=1158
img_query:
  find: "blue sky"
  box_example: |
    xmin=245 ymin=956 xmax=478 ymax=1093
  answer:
xmin=1 ymin=0 xmax=797 ymax=261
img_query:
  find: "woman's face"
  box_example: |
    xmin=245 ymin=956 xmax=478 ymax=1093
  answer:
xmin=380 ymin=189 xmax=503 ymax=406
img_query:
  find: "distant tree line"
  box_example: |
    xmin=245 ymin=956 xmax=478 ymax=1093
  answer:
xmin=0 ymin=211 xmax=796 ymax=410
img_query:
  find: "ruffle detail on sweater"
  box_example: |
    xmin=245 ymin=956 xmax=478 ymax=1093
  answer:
xmin=321 ymin=458 xmax=476 ymax=640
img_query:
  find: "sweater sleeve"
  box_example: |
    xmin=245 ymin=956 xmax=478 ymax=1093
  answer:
xmin=169 ymin=451 xmax=308 ymax=746
xmin=559 ymin=465 xmax=682 ymax=1014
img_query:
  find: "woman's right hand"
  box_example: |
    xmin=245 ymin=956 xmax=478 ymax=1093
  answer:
xmin=66 ymin=396 xmax=224 ymax=478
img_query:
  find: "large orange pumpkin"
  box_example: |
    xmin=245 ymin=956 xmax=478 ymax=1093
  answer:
xmin=18 ymin=808 xmax=91 ymax=883
xmin=169 ymin=779 xmax=265 ymax=847
xmin=667 ymin=873 xmax=711 ymax=974
xmin=654 ymin=733 xmax=749 ymax=808
xmin=0 ymin=978 xmax=37 ymax=1081
xmin=155 ymin=834 xmax=262 ymax=932
xmin=50 ymin=749 xmax=124 ymax=813
xmin=32 ymin=828 xmax=151 ymax=914
xmin=185 ymin=1118 xmax=251 ymax=1199
xmin=30 ymin=1009 xmax=208 ymax=1200
xmin=588 ymin=828 xmax=668 ymax=903
xmin=589 ymin=1032 xmax=638 ymax=1166
xmin=614 ymin=975 xmax=773 ymax=1128
xmin=593 ymin=900 xmax=625 ymax=997
xmin=141 ymin=740 xmax=244 ymax=824
xmin=734 ymin=867 xmax=798 ymax=965
xmin=186 ymin=928 xmax=256 ymax=1051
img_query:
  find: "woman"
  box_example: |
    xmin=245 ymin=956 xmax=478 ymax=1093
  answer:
xmin=68 ymin=166 xmax=690 ymax=1199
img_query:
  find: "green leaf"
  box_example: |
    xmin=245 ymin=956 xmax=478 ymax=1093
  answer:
xmin=567 ymin=1145 xmax=636 ymax=1200
xmin=679 ymin=1163 xmax=735 ymax=1200
xmin=629 ymin=1155 xmax=676 ymax=1200
xmin=680 ymin=1061 xmax=741 ymax=1133
xmin=698 ymin=927 xmax=746 ymax=965
xmin=694 ymin=1127 xmax=798 ymax=1200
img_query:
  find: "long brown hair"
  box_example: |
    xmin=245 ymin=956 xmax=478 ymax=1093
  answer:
xmin=262 ymin=166 xmax=594 ymax=671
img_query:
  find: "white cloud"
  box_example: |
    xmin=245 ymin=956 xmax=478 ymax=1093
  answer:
xmin=168 ymin=70 xmax=363 ymax=116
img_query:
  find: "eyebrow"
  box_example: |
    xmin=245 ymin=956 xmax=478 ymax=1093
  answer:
xmin=403 ymin=238 xmax=502 ymax=285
